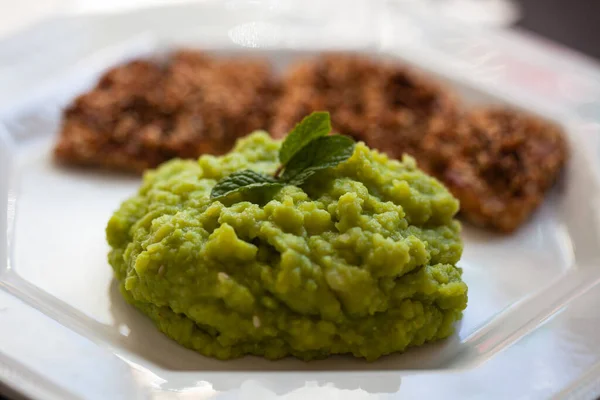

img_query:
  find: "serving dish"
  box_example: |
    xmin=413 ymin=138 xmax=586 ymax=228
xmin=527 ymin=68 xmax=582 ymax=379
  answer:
xmin=2 ymin=1 xmax=600 ymax=399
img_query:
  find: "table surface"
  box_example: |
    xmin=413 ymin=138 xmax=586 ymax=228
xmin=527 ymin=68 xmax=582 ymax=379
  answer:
xmin=0 ymin=1 xmax=598 ymax=399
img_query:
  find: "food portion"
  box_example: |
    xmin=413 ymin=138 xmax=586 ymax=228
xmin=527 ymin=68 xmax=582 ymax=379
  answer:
xmin=54 ymin=50 xmax=279 ymax=172
xmin=421 ymin=108 xmax=568 ymax=232
xmin=270 ymin=54 xmax=458 ymax=163
xmin=106 ymin=114 xmax=467 ymax=361
xmin=57 ymin=49 xmax=568 ymax=232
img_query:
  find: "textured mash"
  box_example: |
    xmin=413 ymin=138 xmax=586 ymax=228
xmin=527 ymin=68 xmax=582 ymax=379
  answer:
xmin=107 ymin=132 xmax=468 ymax=361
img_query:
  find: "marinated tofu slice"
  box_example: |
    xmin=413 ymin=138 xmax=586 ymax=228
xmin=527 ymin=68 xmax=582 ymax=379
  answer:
xmin=54 ymin=50 xmax=279 ymax=173
xmin=422 ymin=108 xmax=568 ymax=232
xmin=271 ymin=53 xmax=458 ymax=163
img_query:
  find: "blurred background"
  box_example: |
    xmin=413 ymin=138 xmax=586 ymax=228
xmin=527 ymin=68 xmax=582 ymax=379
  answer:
xmin=0 ymin=1 xmax=599 ymax=400
xmin=0 ymin=0 xmax=598 ymax=60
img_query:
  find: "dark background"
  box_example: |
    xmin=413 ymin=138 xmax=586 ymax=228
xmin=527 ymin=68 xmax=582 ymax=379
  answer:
xmin=0 ymin=1 xmax=598 ymax=400
xmin=515 ymin=0 xmax=600 ymax=60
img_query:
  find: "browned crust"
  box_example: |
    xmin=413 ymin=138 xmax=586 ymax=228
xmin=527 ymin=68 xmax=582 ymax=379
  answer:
xmin=270 ymin=54 xmax=459 ymax=164
xmin=422 ymin=108 xmax=568 ymax=232
xmin=54 ymin=51 xmax=568 ymax=232
xmin=54 ymin=50 xmax=280 ymax=172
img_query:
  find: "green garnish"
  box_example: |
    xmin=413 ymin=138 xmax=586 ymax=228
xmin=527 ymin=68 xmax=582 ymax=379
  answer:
xmin=278 ymin=111 xmax=331 ymax=165
xmin=209 ymin=170 xmax=282 ymax=199
xmin=210 ymin=112 xmax=355 ymax=199
xmin=280 ymin=135 xmax=355 ymax=185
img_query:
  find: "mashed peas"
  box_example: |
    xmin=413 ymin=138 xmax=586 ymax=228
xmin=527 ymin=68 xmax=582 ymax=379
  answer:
xmin=106 ymin=132 xmax=467 ymax=361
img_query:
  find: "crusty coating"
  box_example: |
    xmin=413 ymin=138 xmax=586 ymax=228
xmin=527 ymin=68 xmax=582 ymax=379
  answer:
xmin=54 ymin=51 xmax=568 ymax=232
xmin=270 ymin=54 xmax=458 ymax=163
xmin=54 ymin=50 xmax=279 ymax=172
xmin=422 ymin=108 xmax=568 ymax=232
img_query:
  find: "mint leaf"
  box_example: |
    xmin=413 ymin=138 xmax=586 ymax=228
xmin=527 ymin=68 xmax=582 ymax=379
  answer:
xmin=281 ymin=135 xmax=355 ymax=186
xmin=210 ymin=112 xmax=355 ymax=202
xmin=211 ymin=170 xmax=282 ymax=199
xmin=278 ymin=111 xmax=331 ymax=165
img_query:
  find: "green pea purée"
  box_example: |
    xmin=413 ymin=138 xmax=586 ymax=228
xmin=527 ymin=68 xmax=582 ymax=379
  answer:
xmin=106 ymin=132 xmax=468 ymax=361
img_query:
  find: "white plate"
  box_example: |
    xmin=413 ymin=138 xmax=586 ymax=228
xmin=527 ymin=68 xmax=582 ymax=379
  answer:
xmin=2 ymin=2 xmax=600 ymax=399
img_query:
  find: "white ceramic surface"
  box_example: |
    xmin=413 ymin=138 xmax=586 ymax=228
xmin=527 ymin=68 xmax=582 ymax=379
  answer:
xmin=2 ymin=2 xmax=600 ymax=399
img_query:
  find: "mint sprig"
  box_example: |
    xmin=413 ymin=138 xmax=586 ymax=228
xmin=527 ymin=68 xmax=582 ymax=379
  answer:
xmin=210 ymin=112 xmax=355 ymax=200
